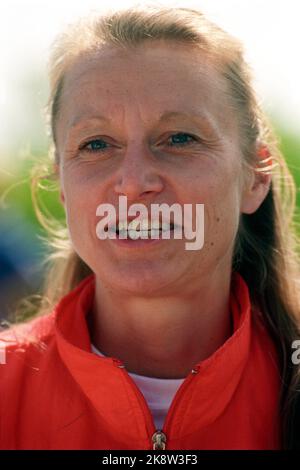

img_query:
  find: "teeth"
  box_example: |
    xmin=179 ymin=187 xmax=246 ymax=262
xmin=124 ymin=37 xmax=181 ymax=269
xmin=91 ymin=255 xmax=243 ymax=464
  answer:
xmin=128 ymin=219 xmax=140 ymax=231
xmin=116 ymin=218 xmax=174 ymax=235
xmin=118 ymin=227 xmax=171 ymax=239
xmin=150 ymin=228 xmax=160 ymax=239
xmin=161 ymin=222 xmax=170 ymax=231
xmin=152 ymin=220 xmax=160 ymax=230
xmin=118 ymin=221 xmax=128 ymax=231
xmin=118 ymin=218 xmax=157 ymax=231
xmin=140 ymin=219 xmax=149 ymax=230
xmin=126 ymin=229 xmax=152 ymax=239
xmin=128 ymin=229 xmax=140 ymax=240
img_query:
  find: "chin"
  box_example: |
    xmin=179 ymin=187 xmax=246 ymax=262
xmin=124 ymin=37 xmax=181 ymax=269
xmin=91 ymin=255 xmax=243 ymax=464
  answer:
xmin=97 ymin=265 xmax=174 ymax=295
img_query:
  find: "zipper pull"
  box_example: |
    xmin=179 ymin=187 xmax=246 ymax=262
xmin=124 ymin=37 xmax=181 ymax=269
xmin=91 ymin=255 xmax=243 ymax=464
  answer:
xmin=152 ymin=430 xmax=167 ymax=450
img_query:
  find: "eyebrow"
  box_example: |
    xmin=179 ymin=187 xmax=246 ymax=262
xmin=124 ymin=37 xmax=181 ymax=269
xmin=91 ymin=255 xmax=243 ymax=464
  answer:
xmin=68 ymin=110 xmax=219 ymax=136
xmin=69 ymin=114 xmax=110 ymax=129
xmin=157 ymin=111 xmax=209 ymax=124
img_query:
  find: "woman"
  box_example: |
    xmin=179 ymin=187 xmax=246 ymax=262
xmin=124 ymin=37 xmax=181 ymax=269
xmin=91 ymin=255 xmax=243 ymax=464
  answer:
xmin=0 ymin=5 xmax=300 ymax=450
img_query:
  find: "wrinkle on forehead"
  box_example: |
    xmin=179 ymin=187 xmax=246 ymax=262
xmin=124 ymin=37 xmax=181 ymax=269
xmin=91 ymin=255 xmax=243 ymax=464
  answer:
xmin=64 ymin=42 xmax=223 ymax=95
xmin=56 ymin=42 xmax=239 ymax=146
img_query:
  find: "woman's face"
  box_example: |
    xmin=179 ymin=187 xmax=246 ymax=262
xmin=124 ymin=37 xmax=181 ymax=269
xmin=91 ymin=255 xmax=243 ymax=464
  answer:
xmin=55 ymin=41 xmax=263 ymax=295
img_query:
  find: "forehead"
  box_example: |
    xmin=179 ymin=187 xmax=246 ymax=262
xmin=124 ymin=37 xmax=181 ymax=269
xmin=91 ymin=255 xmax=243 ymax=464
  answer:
xmin=58 ymin=41 xmax=237 ymax=135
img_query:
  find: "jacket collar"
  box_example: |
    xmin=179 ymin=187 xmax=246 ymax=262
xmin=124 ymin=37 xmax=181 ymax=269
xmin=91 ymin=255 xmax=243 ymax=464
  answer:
xmin=55 ymin=271 xmax=251 ymax=442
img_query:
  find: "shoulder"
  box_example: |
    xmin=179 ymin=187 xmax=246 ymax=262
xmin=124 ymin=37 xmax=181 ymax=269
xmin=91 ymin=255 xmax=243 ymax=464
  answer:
xmin=0 ymin=310 xmax=56 ymax=347
xmin=0 ymin=310 xmax=71 ymax=449
xmin=0 ymin=311 xmax=56 ymax=378
xmin=0 ymin=310 xmax=61 ymax=438
xmin=249 ymin=303 xmax=283 ymax=394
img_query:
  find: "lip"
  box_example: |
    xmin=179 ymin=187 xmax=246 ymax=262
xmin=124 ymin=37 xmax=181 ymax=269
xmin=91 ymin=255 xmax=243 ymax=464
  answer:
xmin=110 ymin=236 xmax=166 ymax=248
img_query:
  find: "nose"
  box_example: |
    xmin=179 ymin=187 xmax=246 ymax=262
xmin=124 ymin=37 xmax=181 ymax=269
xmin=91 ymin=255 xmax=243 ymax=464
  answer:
xmin=113 ymin=143 xmax=164 ymax=201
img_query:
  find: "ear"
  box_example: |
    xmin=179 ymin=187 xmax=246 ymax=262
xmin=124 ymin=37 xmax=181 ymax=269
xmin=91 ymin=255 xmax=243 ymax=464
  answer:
xmin=59 ymin=188 xmax=65 ymax=206
xmin=240 ymin=144 xmax=272 ymax=214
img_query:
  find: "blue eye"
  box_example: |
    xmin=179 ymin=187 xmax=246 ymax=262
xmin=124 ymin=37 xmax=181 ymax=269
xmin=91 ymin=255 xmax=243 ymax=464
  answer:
xmin=79 ymin=133 xmax=197 ymax=154
xmin=167 ymin=133 xmax=197 ymax=147
xmin=81 ymin=139 xmax=109 ymax=152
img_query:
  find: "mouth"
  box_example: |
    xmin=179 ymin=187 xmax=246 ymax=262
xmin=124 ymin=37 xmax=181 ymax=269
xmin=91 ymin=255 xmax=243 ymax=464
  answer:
xmin=105 ymin=217 xmax=178 ymax=240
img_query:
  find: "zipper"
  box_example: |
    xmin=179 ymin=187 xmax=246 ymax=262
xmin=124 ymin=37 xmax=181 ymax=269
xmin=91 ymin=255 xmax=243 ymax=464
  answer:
xmin=152 ymin=430 xmax=167 ymax=450
xmin=112 ymin=357 xmax=200 ymax=450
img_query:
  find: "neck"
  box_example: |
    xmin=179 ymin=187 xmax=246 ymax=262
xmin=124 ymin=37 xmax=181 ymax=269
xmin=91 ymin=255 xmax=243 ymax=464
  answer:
xmin=88 ymin=270 xmax=233 ymax=379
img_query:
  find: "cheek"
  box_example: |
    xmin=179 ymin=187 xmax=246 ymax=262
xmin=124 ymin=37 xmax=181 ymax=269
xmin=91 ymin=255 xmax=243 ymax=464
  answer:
xmin=61 ymin=175 xmax=101 ymax=246
xmin=190 ymin=168 xmax=242 ymax=251
xmin=209 ymin=200 xmax=241 ymax=266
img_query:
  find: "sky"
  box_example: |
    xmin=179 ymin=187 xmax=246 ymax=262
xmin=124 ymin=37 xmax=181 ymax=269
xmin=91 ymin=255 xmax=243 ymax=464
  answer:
xmin=0 ymin=0 xmax=299 ymax=170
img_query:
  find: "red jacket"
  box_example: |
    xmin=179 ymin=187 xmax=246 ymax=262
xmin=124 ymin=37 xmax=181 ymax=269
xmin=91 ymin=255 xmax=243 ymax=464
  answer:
xmin=0 ymin=271 xmax=282 ymax=450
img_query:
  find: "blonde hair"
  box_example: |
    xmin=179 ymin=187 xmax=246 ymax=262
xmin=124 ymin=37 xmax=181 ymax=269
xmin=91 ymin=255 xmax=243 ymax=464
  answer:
xmin=16 ymin=5 xmax=300 ymax=448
